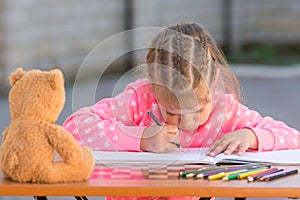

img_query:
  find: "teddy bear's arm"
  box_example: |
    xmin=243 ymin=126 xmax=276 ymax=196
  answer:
xmin=46 ymin=124 xmax=85 ymax=165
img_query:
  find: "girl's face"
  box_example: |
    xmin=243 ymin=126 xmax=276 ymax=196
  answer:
xmin=158 ymin=80 xmax=212 ymax=132
xmin=161 ymin=101 xmax=212 ymax=132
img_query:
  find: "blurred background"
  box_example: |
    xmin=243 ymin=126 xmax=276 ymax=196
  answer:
xmin=0 ymin=0 xmax=300 ymax=91
xmin=0 ymin=0 xmax=300 ymax=199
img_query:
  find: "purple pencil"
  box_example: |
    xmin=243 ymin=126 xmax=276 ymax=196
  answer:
xmin=262 ymin=168 xmax=299 ymax=181
xmin=184 ymin=165 xmax=254 ymax=178
xmin=247 ymin=167 xmax=282 ymax=182
xmin=256 ymin=168 xmax=284 ymax=181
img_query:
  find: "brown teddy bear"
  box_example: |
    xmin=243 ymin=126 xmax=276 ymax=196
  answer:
xmin=0 ymin=68 xmax=95 ymax=183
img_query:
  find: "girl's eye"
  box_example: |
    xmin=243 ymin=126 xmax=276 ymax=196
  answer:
xmin=166 ymin=111 xmax=177 ymax=116
xmin=196 ymin=109 xmax=204 ymax=113
xmin=166 ymin=108 xmax=204 ymax=116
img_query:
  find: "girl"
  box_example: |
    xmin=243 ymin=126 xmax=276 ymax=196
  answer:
xmin=64 ymin=22 xmax=300 ymax=156
xmin=63 ymin=21 xmax=300 ymax=200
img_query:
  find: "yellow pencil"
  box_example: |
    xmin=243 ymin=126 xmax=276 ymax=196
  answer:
xmin=208 ymin=169 xmax=247 ymax=180
xmin=237 ymin=168 xmax=269 ymax=179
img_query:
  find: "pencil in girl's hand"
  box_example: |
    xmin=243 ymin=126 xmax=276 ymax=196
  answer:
xmin=147 ymin=110 xmax=183 ymax=149
xmin=147 ymin=110 xmax=163 ymax=126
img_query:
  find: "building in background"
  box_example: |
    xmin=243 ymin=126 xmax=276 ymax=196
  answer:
xmin=0 ymin=0 xmax=300 ymax=94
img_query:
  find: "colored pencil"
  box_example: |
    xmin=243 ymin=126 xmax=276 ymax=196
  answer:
xmin=237 ymin=167 xmax=269 ymax=179
xmin=263 ymin=168 xmax=299 ymax=181
xmin=179 ymin=166 xmax=225 ymax=177
xmin=247 ymin=167 xmax=282 ymax=182
xmin=185 ymin=167 xmax=235 ymax=178
xmin=147 ymin=110 xmax=182 ymax=149
xmin=208 ymin=169 xmax=247 ymax=180
xmin=147 ymin=110 xmax=163 ymax=126
xmin=258 ymin=169 xmax=284 ymax=181
xmin=198 ymin=164 xmax=269 ymax=179
xmin=223 ymin=166 xmax=269 ymax=181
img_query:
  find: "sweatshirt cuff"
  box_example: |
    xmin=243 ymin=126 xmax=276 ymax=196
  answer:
xmin=246 ymin=127 xmax=275 ymax=151
xmin=116 ymin=126 xmax=146 ymax=152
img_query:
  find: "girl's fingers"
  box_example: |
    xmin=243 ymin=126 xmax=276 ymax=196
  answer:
xmin=207 ymin=142 xmax=219 ymax=156
xmin=207 ymin=138 xmax=221 ymax=154
xmin=207 ymin=141 xmax=229 ymax=157
xmin=207 ymin=130 xmax=253 ymax=157
xmin=223 ymin=141 xmax=240 ymax=155
xmin=237 ymin=143 xmax=249 ymax=156
xmin=169 ymin=134 xmax=180 ymax=144
xmin=159 ymin=142 xmax=176 ymax=153
xmin=207 ymin=137 xmax=239 ymax=156
xmin=165 ymin=125 xmax=178 ymax=133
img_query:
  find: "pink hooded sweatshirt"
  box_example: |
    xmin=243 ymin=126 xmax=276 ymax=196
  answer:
xmin=63 ymin=79 xmax=300 ymax=200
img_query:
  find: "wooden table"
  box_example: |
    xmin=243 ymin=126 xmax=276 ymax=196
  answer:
xmin=1 ymin=164 xmax=300 ymax=199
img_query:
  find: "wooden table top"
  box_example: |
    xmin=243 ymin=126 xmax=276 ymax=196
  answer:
xmin=1 ymin=164 xmax=300 ymax=198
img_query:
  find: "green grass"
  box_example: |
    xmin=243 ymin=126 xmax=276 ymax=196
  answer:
xmin=227 ymin=43 xmax=300 ymax=66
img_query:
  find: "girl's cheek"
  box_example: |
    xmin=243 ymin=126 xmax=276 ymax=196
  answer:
xmin=199 ymin=108 xmax=211 ymax=125
xmin=165 ymin=115 xmax=179 ymax=126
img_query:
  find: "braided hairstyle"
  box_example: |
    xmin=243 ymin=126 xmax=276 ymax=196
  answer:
xmin=146 ymin=22 xmax=241 ymax=110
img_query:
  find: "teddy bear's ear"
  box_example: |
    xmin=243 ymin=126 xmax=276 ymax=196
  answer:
xmin=49 ymin=69 xmax=64 ymax=90
xmin=9 ymin=68 xmax=25 ymax=86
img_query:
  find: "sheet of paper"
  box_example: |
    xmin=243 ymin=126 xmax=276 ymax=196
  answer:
xmin=92 ymin=148 xmax=300 ymax=165
xmin=93 ymin=148 xmax=209 ymax=164
xmin=219 ymin=149 xmax=300 ymax=165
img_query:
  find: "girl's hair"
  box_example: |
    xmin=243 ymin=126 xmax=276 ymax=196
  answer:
xmin=146 ymin=22 xmax=241 ymax=108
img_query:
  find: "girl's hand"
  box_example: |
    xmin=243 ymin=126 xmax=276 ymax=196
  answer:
xmin=140 ymin=125 xmax=179 ymax=153
xmin=206 ymin=128 xmax=258 ymax=157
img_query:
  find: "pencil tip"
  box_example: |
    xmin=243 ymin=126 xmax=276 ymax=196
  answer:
xmin=196 ymin=174 xmax=204 ymax=178
xmin=247 ymin=177 xmax=254 ymax=182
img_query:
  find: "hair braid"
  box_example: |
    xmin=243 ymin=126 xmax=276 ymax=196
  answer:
xmin=146 ymin=22 xmax=242 ymax=108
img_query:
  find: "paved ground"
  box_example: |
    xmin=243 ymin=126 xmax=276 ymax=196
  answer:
xmin=239 ymin=77 xmax=300 ymax=131
xmin=0 ymin=65 xmax=300 ymax=200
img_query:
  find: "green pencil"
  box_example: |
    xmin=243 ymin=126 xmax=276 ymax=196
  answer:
xmin=179 ymin=166 xmax=227 ymax=176
xmin=179 ymin=165 xmax=251 ymax=177
xmin=223 ymin=166 xmax=269 ymax=181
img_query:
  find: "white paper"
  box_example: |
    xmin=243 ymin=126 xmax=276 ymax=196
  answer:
xmin=92 ymin=148 xmax=300 ymax=165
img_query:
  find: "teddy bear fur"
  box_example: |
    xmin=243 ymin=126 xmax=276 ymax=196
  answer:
xmin=0 ymin=68 xmax=95 ymax=183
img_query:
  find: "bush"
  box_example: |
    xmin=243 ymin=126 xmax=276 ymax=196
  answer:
xmin=227 ymin=43 xmax=300 ymax=66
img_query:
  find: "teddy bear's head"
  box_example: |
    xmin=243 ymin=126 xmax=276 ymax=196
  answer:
xmin=9 ymin=68 xmax=65 ymax=123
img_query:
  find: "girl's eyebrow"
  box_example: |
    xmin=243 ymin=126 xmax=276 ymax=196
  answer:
xmin=166 ymin=105 xmax=206 ymax=115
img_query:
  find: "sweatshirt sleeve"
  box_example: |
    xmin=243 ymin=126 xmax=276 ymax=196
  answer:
xmin=63 ymin=80 xmax=152 ymax=151
xmin=223 ymin=94 xmax=300 ymax=151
